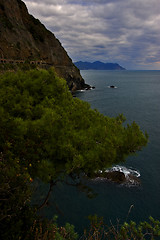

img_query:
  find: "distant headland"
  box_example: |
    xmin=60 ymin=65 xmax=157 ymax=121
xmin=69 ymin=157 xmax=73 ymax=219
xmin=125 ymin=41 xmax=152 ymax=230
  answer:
xmin=74 ymin=61 xmax=126 ymax=70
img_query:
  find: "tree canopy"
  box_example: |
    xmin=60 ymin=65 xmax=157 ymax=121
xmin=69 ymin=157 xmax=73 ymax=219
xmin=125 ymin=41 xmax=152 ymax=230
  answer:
xmin=0 ymin=68 xmax=148 ymax=181
xmin=0 ymin=68 xmax=148 ymax=239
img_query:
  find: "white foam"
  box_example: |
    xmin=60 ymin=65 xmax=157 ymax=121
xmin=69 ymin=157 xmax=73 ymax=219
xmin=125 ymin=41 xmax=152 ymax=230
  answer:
xmin=77 ymin=89 xmax=86 ymax=92
xmin=105 ymin=165 xmax=140 ymax=178
xmin=77 ymin=87 xmax=95 ymax=92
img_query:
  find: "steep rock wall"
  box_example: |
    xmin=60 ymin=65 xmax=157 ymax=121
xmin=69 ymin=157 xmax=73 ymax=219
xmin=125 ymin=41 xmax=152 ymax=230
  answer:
xmin=0 ymin=0 xmax=88 ymax=90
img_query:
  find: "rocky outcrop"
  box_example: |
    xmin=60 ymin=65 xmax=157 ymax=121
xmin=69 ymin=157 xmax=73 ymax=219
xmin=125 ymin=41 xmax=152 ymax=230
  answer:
xmin=92 ymin=166 xmax=141 ymax=187
xmin=104 ymin=171 xmax=126 ymax=183
xmin=104 ymin=171 xmax=140 ymax=186
xmin=0 ymin=0 xmax=88 ymax=90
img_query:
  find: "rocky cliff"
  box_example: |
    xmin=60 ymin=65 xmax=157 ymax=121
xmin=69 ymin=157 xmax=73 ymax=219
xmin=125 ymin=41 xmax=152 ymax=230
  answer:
xmin=0 ymin=0 xmax=88 ymax=90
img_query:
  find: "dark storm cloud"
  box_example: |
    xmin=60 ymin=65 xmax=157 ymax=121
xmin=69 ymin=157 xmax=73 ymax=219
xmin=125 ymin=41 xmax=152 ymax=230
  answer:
xmin=24 ymin=0 xmax=160 ymax=69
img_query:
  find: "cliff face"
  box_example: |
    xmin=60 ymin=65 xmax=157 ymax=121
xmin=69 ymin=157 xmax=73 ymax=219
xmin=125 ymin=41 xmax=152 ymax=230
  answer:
xmin=0 ymin=0 xmax=87 ymax=90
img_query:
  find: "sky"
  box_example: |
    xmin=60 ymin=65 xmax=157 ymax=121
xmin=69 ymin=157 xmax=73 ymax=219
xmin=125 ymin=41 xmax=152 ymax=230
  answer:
xmin=23 ymin=0 xmax=160 ymax=70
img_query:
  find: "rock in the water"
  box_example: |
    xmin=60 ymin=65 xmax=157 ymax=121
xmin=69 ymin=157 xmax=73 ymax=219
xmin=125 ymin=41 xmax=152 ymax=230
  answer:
xmin=126 ymin=174 xmax=141 ymax=186
xmin=105 ymin=171 xmax=126 ymax=183
xmin=91 ymin=166 xmax=141 ymax=187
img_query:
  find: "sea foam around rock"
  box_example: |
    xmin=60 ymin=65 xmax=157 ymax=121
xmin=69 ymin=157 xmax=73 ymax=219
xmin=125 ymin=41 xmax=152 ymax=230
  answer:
xmin=106 ymin=165 xmax=140 ymax=178
xmin=92 ymin=165 xmax=141 ymax=187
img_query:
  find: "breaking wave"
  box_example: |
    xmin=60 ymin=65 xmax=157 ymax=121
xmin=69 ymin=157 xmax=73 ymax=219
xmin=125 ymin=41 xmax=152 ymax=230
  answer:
xmin=77 ymin=87 xmax=95 ymax=92
xmin=106 ymin=165 xmax=140 ymax=178
xmin=98 ymin=165 xmax=140 ymax=178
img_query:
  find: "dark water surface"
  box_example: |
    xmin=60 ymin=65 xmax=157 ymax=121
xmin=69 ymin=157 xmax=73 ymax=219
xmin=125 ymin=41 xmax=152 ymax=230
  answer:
xmin=35 ymin=70 xmax=160 ymax=233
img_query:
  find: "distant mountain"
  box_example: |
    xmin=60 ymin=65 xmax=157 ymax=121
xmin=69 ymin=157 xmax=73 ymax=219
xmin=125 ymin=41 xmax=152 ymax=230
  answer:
xmin=74 ymin=61 xmax=126 ymax=70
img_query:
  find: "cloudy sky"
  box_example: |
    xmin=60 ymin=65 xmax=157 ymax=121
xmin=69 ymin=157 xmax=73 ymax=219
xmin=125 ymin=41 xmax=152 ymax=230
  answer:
xmin=23 ymin=0 xmax=160 ymax=70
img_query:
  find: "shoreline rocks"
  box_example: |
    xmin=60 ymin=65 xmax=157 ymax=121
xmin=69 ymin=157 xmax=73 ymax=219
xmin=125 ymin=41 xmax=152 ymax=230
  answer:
xmin=91 ymin=166 xmax=141 ymax=187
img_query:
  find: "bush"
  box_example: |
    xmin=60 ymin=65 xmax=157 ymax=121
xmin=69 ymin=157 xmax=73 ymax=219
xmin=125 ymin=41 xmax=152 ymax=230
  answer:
xmin=81 ymin=215 xmax=160 ymax=240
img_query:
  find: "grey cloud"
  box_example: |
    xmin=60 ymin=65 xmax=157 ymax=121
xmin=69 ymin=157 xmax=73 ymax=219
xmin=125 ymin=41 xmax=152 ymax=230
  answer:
xmin=23 ymin=0 xmax=160 ymax=69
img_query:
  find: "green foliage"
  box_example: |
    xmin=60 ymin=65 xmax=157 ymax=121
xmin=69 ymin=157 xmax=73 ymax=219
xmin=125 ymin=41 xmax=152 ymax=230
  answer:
xmin=117 ymin=216 xmax=160 ymax=240
xmin=82 ymin=215 xmax=160 ymax=240
xmin=0 ymin=68 xmax=148 ymax=238
xmin=0 ymin=68 xmax=148 ymax=183
xmin=25 ymin=216 xmax=78 ymax=240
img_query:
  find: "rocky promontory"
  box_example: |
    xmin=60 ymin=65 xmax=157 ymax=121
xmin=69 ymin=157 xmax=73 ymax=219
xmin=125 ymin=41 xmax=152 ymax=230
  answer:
xmin=0 ymin=0 xmax=88 ymax=91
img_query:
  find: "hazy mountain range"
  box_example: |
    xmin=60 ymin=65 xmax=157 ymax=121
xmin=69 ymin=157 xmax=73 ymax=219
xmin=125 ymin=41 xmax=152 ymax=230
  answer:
xmin=74 ymin=61 xmax=126 ymax=70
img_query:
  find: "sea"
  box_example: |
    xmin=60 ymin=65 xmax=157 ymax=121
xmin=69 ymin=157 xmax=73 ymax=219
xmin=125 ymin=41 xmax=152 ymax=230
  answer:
xmin=35 ymin=70 xmax=160 ymax=234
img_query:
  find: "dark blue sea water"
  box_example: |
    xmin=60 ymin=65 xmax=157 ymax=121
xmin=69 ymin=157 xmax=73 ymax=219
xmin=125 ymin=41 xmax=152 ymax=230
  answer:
xmin=36 ymin=70 xmax=160 ymax=233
